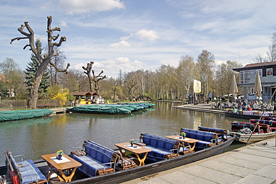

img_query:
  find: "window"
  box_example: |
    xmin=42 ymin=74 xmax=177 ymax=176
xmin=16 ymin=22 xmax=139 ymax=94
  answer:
xmin=266 ymin=68 xmax=273 ymax=76
xmin=240 ymin=71 xmax=244 ymax=83
xmin=240 ymin=69 xmax=262 ymax=84
xmin=244 ymin=71 xmax=250 ymax=83
xmin=250 ymin=87 xmax=255 ymax=95
xmin=263 ymin=87 xmax=270 ymax=95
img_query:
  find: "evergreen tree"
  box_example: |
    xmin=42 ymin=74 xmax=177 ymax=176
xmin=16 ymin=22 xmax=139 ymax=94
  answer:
xmin=24 ymin=39 xmax=50 ymax=98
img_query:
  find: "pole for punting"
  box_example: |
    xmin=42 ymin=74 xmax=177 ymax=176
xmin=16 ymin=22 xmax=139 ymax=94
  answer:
xmin=246 ymin=89 xmax=276 ymax=144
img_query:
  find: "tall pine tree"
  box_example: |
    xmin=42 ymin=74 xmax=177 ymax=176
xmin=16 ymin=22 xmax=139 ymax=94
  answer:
xmin=24 ymin=39 xmax=50 ymax=99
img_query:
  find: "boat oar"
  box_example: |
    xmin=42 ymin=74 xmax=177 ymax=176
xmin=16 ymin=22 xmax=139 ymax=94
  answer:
xmin=246 ymin=90 xmax=276 ymax=144
xmin=4 ymin=151 xmax=14 ymax=172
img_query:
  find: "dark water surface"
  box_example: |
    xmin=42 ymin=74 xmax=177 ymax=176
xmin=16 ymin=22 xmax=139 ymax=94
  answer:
xmin=0 ymin=102 xmax=244 ymax=165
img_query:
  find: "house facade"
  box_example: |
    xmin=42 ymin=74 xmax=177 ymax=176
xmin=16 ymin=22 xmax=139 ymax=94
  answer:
xmin=233 ymin=61 xmax=276 ymax=102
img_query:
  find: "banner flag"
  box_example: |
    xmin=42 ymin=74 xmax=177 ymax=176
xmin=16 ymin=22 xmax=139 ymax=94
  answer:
xmin=193 ymin=80 xmax=201 ymax=93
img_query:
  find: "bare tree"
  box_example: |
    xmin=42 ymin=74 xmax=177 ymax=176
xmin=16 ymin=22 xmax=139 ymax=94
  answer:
xmin=82 ymin=61 xmax=106 ymax=93
xmin=50 ymin=48 xmax=67 ymax=85
xmin=82 ymin=61 xmax=94 ymax=92
xmin=177 ymin=55 xmax=197 ymax=97
xmin=126 ymin=79 xmax=138 ymax=100
xmin=266 ymin=44 xmax=276 ymax=62
xmin=10 ymin=16 xmax=70 ymax=109
xmin=197 ymin=50 xmax=215 ymax=101
xmin=93 ymin=70 xmax=106 ymax=93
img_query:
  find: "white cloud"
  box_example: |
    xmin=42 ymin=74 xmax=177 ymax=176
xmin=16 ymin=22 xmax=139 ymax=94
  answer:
xmin=74 ymin=62 xmax=85 ymax=70
xmin=72 ymin=57 xmax=143 ymax=77
xmin=35 ymin=35 xmax=47 ymax=42
xmin=120 ymin=34 xmax=133 ymax=41
xmin=59 ymin=0 xmax=124 ymax=14
xmin=60 ymin=20 xmax=68 ymax=27
xmin=135 ymin=29 xmax=159 ymax=41
xmin=110 ymin=40 xmax=131 ymax=48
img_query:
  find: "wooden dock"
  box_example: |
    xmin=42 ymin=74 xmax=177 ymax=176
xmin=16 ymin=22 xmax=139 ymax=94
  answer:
xmin=49 ymin=108 xmax=68 ymax=115
xmin=173 ymin=103 xmax=226 ymax=114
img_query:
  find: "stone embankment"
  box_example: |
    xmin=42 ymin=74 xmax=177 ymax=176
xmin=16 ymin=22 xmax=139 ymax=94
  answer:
xmin=123 ymin=138 xmax=276 ymax=184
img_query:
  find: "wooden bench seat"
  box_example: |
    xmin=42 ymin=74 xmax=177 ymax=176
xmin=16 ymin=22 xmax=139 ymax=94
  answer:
xmin=180 ymin=128 xmax=218 ymax=149
xmin=5 ymin=151 xmax=47 ymax=184
xmin=140 ymin=133 xmax=180 ymax=162
xmin=198 ymin=126 xmax=232 ymax=141
xmin=71 ymin=140 xmax=119 ymax=177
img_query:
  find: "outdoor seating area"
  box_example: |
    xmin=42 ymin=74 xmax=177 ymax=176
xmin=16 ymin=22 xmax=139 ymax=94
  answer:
xmin=115 ymin=142 xmax=151 ymax=167
xmin=5 ymin=151 xmax=47 ymax=184
xmin=180 ymin=128 xmax=218 ymax=149
xmin=213 ymin=101 xmax=274 ymax=111
xmin=165 ymin=135 xmax=199 ymax=154
xmin=0 ymin=129 xmax=235 ymax=183
xmin=139 ymin=133 xmax=180 ymax=162
xmin=71 ymin=140 xmax=119 ymax=177
xmin=198 ymin=127 xmax=232 ymax=141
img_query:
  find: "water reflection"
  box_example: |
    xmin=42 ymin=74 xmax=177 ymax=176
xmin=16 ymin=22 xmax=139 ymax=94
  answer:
xmin=0 ymin=102 xmax=240 ymax=165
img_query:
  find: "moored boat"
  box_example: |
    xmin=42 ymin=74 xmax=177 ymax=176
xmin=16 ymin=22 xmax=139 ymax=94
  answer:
xmin=0 ymin=109 xmax=53 ymax=122
xmin=234 ymin=131 xmax=275 ymax=143
xmin=225 ymin=110 xmax=274 ymax=120
xmin=0 ymin=128 xmax=234 ymax=184
xmin=231 ymin=119 xmax=276 ymax=143
xmin=66 ymin=103 xmax=155 ymax=115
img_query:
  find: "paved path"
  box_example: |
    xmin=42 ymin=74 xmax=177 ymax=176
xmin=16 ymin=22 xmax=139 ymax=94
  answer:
xmin=122 ymin=138 xmax=276 ymax=184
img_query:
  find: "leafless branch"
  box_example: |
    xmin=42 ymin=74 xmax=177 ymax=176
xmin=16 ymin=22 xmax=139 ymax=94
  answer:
xmin=52 ymin=34 xmax=59 ymax=41
xmin=49 ymin=60 xmax=70 ymax=73
xmin=53 ymin=36 xmax=66 ymax=47
xmin=17 ymin=24 xmax=28 ymax=36
xmin=10 ymin=37 xmax=28 ymax=44
xmin=23 ymin=44 xmax=31 ymax=50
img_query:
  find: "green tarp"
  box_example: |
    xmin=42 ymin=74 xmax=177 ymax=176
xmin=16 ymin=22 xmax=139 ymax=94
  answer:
xmin=0 ymin=109 xmax=53 ymax=122
xmin=67 ymin=103 xmax=155 ymax=114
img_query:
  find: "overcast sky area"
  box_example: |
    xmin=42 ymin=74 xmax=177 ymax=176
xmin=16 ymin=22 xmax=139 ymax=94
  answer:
xmin=1 ymin=0 xmax=276 ymax=78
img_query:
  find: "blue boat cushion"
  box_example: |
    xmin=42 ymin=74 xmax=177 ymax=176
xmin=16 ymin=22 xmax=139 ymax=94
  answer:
xmin=142 ymin=134 xmax=177 ymax=161
xmin=143 ymin=145 xmax=172 ymax=162
xmin=198 ymin=127 xmax=225 ymax=133
xmin=85 ymin=142 xmax=114 ymax=164
xmin=181 ymin=128 xmax=216 ymax=149
xmin=8 ymin=153 xmax=46 ymax=184
xmin=73 ymin=141 xmax=116 ymax=177
xmin=73 ymin=155 xmax=111 ymax=177
xmin=17 ymin=159 xmax=47 ymax=184
xmin=143 ymin=134 xmax=176 ymax=150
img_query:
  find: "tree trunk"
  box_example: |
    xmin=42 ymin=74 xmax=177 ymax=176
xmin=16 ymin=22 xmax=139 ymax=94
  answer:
xmin=88 ymin=75 xmax=93 ymax=92
xmin=29 ymin=62 xmax=48 ymax=109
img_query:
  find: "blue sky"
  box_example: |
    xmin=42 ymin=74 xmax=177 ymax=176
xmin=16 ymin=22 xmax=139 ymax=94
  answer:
xmin=1 ymin=0 xmax=276 ymax=78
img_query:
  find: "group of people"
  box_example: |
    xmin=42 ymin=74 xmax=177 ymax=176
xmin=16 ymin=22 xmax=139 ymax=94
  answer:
xmin=233 ymin=99 xmax=252 ymax=113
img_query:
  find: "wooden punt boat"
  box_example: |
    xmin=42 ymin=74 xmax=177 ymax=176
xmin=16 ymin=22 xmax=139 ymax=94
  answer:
xmin=234 ymin=131 xmax=275 ymax=143
xmin=0 ymin=134 xmax=235 ymax=184
xmin=225 ymin=111 xmax=261 ymax=119
xmin=231 ymin=120 xmax=276 ymax=143
xmin=224 ymin=111 xmax=275 ymax=120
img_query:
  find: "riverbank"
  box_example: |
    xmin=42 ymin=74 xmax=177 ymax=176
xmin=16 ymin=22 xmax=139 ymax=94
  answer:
xmin=122 ymin=137 xmax=276 ymax=184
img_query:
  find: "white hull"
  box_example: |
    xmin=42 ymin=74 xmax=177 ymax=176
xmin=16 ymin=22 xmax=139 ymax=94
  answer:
xmin=235 ymin=132 xmax=275 ymax=143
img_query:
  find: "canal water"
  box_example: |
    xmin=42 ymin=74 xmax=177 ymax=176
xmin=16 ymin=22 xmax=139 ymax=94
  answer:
xmin=0 ymin=102 xmax=243 ymax=166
